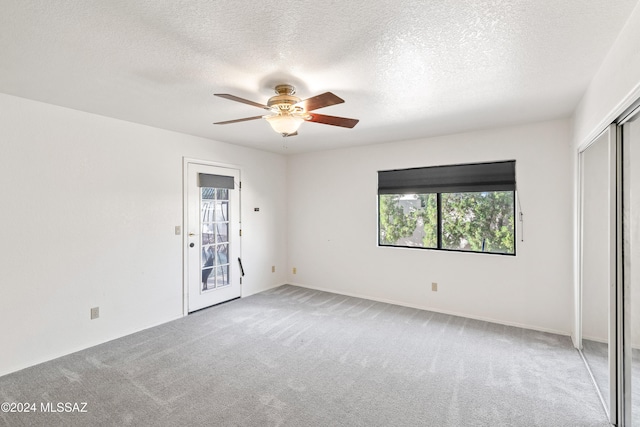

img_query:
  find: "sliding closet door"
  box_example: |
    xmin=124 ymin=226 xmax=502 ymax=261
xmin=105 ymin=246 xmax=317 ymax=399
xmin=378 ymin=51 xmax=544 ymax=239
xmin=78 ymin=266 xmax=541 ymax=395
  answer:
xmin=580 ymin=124 xmax=617 ymax=423
xmin=622 ymin=110 xmax=640 ymax=426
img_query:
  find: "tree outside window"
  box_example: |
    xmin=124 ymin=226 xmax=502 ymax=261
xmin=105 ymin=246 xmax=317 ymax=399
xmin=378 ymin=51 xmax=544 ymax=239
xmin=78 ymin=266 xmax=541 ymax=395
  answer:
xmin=379 ymin=191 xmax=515 ymax=255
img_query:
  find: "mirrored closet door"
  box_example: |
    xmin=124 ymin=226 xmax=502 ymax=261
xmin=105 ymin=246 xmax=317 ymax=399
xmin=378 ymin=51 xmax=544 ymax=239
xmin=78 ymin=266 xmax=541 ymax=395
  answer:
xmin=622 ymin=107 xmax=640 ymax=426
xmin=579 ymin=100 xmax=640 ymax=426
xmin=580 ymin=124 xmax=617 ymax=422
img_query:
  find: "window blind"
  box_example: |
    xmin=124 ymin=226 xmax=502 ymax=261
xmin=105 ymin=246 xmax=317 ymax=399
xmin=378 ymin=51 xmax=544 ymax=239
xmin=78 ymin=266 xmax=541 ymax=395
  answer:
xmin=198 ymin=173 xmax=235 ymax=189
xmin=378 ymin=160 xmax=516 ymax=195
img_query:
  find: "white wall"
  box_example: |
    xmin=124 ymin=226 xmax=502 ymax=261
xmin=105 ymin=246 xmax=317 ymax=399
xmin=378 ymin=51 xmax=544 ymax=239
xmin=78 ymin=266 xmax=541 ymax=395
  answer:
xmin=287 ymin=119 xmax=573 ymax=334
xmin=573 ymin=1 xmax=640 ymax=148
xmin=0 ymin=93 xmax=288 ymax=376
xmin=572 ymin=1 xmax=640 ymax=345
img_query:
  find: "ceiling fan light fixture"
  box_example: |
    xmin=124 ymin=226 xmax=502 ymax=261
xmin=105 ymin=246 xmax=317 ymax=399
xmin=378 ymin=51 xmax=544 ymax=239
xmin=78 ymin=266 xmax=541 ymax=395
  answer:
xmin=265 ymin=114 xmax=304 ymax=135
xmin=213 ymin=84 xmax=358 ymax=136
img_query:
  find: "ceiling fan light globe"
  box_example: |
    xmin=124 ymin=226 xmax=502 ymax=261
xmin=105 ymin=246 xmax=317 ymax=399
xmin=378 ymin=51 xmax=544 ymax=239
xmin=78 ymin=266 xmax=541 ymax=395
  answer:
xmin=266 ymin=115 xmax=304 ymax=135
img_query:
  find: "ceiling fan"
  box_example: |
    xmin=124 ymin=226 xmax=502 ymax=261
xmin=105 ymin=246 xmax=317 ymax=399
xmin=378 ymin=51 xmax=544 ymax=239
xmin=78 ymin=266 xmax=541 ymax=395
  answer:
xmin=213 ymin=84 xmax=359 ymax=137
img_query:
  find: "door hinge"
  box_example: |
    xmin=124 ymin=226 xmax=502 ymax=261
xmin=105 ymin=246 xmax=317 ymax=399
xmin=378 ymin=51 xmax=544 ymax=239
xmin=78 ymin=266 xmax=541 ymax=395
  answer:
xmin=239 ymin=229 xmax=242 ymax=236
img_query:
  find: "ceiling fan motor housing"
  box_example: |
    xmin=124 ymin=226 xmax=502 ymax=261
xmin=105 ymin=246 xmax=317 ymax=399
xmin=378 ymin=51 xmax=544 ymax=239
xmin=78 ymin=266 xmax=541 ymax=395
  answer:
xmin=268 ymin=84 xmax=302 ymax=112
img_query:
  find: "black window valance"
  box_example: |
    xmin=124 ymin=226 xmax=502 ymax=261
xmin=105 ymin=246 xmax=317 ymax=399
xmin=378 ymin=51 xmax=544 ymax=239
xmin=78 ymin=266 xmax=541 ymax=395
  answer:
xmin=378 ymin=160 xmax=516 ymax=195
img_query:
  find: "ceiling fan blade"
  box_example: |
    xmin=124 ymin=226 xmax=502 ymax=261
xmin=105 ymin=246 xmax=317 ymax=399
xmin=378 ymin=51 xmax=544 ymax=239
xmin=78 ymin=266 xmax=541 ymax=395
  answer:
xmin=306 ymin=113 xmax=359 ymax=128
xmin=214 ymin=94 xmax=271 ymax=110
xmin=213 ymin=115 xmax=264 ymax=125
xmin=295 ymin=92 xmax=344 ymax=112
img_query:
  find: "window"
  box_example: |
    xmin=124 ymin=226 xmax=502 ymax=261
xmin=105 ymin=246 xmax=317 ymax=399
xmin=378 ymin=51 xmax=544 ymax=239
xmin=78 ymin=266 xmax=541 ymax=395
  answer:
xmin=378 ymin=161 xmax=516 ymax=255
xmin=199 ymin=174 xmax=233 ymax=291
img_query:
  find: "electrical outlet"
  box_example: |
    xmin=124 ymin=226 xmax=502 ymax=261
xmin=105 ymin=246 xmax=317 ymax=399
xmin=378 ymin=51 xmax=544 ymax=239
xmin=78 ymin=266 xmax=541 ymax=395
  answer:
xmin=90 ymin=307 xmax=100 ymax=319
xmin=431 ymin=282 xmax=438 ymax=292
xmin=293 ymin=267 xmax=297 ymax=274
xmin=272 ymin=265 xmax=275 ymax=273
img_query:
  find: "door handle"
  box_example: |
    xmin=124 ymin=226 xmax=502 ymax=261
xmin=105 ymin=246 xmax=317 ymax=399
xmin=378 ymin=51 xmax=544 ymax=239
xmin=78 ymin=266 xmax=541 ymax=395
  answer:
xmin=189 ymin=232 xmax=198 ymax=237
xmin=238 ymin=258 xmax=245 ymax=276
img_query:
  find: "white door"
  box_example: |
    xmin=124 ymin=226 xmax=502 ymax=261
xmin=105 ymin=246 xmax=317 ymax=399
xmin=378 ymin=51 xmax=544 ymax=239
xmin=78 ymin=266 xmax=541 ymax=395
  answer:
xmin=186 ymin=162 xmax=241 ymax=312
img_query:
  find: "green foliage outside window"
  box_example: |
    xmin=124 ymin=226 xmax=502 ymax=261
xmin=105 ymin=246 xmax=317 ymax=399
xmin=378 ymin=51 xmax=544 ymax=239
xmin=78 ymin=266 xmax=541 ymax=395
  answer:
xmin=379 ymin=191 xmax=515 ymax=254
xmin=379 ymin=194 xmax=419 ymax=245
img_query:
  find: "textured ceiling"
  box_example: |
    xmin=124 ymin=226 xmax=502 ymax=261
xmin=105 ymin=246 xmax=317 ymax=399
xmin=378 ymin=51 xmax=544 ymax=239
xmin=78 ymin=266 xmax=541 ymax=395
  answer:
xmin=0 ymin=0 xmax=638 ymax=154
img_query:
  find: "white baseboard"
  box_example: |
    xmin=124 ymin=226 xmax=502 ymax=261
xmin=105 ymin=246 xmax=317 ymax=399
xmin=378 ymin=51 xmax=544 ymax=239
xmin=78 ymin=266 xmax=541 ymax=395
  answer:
xmin=285 ymin=282 xmax=571 ymax=338
xmin=242 ymin=282 xmax=288 ymax=298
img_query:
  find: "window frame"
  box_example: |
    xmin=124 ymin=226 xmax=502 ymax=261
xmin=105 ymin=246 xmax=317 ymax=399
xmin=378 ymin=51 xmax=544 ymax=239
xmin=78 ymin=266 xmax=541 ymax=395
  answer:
xmin=377 ymin=161 xmax=517 ymax=256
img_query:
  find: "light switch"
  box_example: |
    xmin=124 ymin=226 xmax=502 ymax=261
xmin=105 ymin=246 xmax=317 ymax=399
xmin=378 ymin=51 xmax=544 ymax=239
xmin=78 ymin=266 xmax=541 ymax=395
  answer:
xmin=175 ymin=226 xmax=181 ymax=235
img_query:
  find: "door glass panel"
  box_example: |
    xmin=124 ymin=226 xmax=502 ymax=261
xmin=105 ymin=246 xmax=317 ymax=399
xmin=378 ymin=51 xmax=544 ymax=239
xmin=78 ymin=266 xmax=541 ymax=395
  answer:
xmin=202 ymin=267 xmax=214 ymax=290
xmin=202 ymin=224 xmax=214 ymax=245
xmin=216 ymin=223 xmax=229 ymax=244
xmin=216 ymin=243 xmax=228 ymax=264
xmin=201 ymin=200 xmax=215 ymax=222
xmin=216 ymin=188 xmax=229 ymax=200
xmin=201 ymin=187 xmax=232 ymax=292
xmin=216 ymin=201 xmax=228 ymax=222
xmin=215 ymin=265 xmax=229 ymax=287
xmin=202 ymin=247 xmax=214 ymax=268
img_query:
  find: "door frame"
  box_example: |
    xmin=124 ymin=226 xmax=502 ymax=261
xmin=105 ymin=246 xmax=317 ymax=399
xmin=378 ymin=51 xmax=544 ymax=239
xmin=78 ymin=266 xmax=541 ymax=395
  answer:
xmin=182 ymin=157 xmax=242 ymax=315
